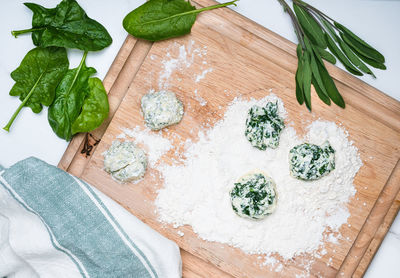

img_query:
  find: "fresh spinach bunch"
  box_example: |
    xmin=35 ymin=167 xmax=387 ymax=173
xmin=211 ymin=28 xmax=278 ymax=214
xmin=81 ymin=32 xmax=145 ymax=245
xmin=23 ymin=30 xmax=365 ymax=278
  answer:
xmin=4 ymin=47 xmax=69 ymax=131
xmin=12 ymin=0 xmax=112 ymax=51
xmin=48 ymin=52 xmax=109 ymax=141
xmin=123 ymin=0 xmax=238 ymax=41
xmin=5 ymin=0 xmax=111 ymax=142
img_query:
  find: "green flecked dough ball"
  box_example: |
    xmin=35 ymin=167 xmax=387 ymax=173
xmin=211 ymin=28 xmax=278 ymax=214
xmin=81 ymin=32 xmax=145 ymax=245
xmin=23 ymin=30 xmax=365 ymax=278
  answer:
xmin=230 ymin=171 xmax=278 ymax=220
xmin=289 ymin=141 xmax=335 ymax=181
xmin=245 ymin=101 xmax=285 ymax=150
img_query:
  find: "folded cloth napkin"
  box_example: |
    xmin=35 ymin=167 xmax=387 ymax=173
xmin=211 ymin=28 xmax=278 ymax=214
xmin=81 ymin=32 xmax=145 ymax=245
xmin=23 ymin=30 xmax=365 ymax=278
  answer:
xmin=0 ymin=157 xmax=182 ymax=278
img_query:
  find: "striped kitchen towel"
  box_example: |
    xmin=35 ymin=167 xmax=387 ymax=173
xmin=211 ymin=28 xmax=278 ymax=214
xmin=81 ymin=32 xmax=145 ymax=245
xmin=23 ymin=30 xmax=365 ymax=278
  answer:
xmin=0 ymin=157 xmax=181 ymax=278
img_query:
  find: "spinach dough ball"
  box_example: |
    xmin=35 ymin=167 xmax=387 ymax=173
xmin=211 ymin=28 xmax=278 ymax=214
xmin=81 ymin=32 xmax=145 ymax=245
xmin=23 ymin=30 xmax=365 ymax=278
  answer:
xmin=141 ymin=91 xmax=184 ymax=130
xmin=245 ymin=102 xmax=285 ymax=150
xmin=230 ymin=171 xmax=277 ymax=220
xmin=103 ymin=141 xmax=147 ymax=182
xmin=289 ymin=141 xmax=335 ymax=181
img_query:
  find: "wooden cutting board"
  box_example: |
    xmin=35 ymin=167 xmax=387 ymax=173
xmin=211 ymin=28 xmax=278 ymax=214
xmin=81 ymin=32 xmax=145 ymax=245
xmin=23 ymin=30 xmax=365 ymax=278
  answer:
xmin=58 ymin=1 xmax=400 ymax=277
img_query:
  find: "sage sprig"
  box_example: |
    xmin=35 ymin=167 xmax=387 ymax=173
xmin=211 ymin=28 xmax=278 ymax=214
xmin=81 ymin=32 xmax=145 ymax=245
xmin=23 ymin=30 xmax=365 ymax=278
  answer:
xmin=278 ymin=0 xmax=386 ymax=110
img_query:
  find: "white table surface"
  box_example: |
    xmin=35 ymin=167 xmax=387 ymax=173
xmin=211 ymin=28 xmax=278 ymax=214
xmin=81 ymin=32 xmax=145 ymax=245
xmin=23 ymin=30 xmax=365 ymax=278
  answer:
xmin=0 ymin=0 xmax=399 ymax=277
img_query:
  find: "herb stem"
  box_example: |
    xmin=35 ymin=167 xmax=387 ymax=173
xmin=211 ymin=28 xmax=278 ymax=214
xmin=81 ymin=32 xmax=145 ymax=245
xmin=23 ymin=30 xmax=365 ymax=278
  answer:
xmin=11 ymin=27 xmax=45 ymax=38
xmin=277 ymin=0 xmax=305 ymax=48
xmin=3 ymin=72 xmax=45 ymax=132
xmin=195 ymin=0 xmax=238 ymax=13
xmin=136 ymin=0 xmax=238 ymax=26
xmin=293 ymin=0 xmax=335 ymax=22
xmin=67 ymin=51 xmax=88 ymax=98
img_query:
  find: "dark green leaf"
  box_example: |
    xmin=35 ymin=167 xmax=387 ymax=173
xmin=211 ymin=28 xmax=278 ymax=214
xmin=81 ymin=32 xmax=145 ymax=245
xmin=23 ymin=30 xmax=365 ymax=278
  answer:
xmin=293 ymin=3 xmax=326 ymax=48
xmin=123 ymin=0 xmax=237 ymax=41
xmin=4 ymin=47 xmax=68 ymax=131
xmin=71 ymin=77 xmax=109 ymax=135
xmin=310 ymin=51 xmax=330 ymax=105
xmin=321 ymin=18 xmax=337 ymax=41
xmin=325 ymin=33 xmax=363 ymax=76
xmin=14 ymin=0 xmax=112 ymax=51
xmin=358 ymin=52 xmax=387 ymax=70
xmin=334 ymin=22 xmax=385 ymax=63
xmin=315 ymin=58 xmax=345 ymax=108
xmin=338 ymin=39 xmax=376 ymax=78
xmin=314 ymin=46 xmax=336 ymax=64
xmin=295 ymin=44 xmax=304 ymax=105
xmin=312 ymin=76 xmax=331 ymax=105
xmin=302 ymin=51 xmax=312 ymax=111
xmin=340 ymin=33 xmax=386 ymax=69
xmin=48 ymin=52 xmax=96 ymax=141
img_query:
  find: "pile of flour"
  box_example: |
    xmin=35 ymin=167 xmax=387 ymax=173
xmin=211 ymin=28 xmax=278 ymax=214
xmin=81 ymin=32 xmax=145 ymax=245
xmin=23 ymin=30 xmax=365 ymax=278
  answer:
xmin=155 ymin=95 xmax=362 ymax=259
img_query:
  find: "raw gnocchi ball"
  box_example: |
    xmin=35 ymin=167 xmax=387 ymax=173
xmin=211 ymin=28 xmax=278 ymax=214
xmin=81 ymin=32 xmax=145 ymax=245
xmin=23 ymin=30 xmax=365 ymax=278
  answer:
xmin=289 ymin=141 xmax=335 ymax=181
xmin=141 ymin=91 xmax=184 ymax=130
xmin=103 ymin=141 xmax=147 ymax=182
xmin=230 ymin=171 xmax=277 ymax=220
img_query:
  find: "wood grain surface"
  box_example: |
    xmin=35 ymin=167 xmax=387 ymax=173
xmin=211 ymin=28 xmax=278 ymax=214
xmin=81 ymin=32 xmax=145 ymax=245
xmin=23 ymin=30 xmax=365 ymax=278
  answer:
xmin=59 ymin=1 xmax=400 ymax=277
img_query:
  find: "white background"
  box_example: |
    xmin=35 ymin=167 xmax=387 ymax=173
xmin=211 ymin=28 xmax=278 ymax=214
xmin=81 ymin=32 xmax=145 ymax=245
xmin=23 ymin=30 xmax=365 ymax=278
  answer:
xmin=0 ymin=0 xmax=399 ymax=276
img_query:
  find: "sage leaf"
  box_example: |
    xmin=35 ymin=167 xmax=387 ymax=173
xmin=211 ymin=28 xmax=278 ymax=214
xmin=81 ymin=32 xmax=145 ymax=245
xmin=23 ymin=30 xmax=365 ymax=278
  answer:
xmin=48 ymin=52 xmax=96 ymax=141
xmin=123 ymin=0 xmax=238 ymax=41
xmin=321 ymin=18 xmax=337 ymax=41
xmin=325 ymin=33 xmax=363 ymax=76
xmin=334 ymin=22 xmax=384 ymax=63
xmin=293 ymin=3 xmax=326 ymax=49
xmin=295 ymin=44 xmax=305 ymax=105
xmin=3 ymin=47 xmax=69 ymax=132
xmin=358 ymin=52 xmax=387 ymax=70
xmin=314 ymin=47 xmax=336 ymax=64
xmin=310 ymin=52 xmax=330 ymax=104
xmin=340 ymin=33 xmax=386 ymax=69
xmin=338 ymin=39 xmax=376 ymax=78
xmin=312 ymin=76 xmax=330 ymax=105
xmin=13 ymin=0 xmax=112 ymax=51
xmin=315 ymin=58 xmax=345 ymax=108
xmin=71 ymin=77 xmax=109 ymax=135
xmin=302 ymin=51 xmax=312 ymax=111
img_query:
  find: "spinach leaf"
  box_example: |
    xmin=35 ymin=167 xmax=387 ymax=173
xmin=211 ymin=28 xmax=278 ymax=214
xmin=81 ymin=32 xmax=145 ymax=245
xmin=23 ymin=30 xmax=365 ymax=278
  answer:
xmin=71 ymin=77 xmax=109 ymax=135
xmin=48 ymin=52 xmax=96 ymax=140
xmin=3 ymin=47 xmax=68 ymax=132
xmin=123 ymin=0 xmax=238 ymax=41
xmin=12 ymin=0 xmax=112 ymax=51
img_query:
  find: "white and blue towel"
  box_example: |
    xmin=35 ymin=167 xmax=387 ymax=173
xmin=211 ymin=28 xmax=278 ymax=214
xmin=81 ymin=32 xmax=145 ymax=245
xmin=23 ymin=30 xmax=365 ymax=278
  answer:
xmin=0 ymin=157 xmax=182 ymax=278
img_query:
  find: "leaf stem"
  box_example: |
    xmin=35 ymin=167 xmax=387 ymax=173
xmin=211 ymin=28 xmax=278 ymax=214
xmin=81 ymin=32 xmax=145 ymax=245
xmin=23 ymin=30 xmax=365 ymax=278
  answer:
xmin=67 ymin=51 xmax=88 ymax=97
xmin=195 ymin=0 xmax=238 ymax=13
xmin=3 ymin=72 xmax=45 ymax=132
xmin=277 ymin=0 xmax=305 ymax=48
xmin=11 ymin=27 xmax=45 ymax=38
xmin=293 ymin=0 xmax=334 ymax=22
xmin=138 ymin=0 xmax=238 ymax=26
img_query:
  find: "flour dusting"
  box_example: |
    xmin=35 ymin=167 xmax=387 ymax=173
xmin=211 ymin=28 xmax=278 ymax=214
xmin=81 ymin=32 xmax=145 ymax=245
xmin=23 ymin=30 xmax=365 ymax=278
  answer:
xmin=158 ymin=40 xmax=208 ymax=91
xmin=119 ymin=127 xmax=172 ymax=167
xmin=155 ymin=95 xmax=362 ymax=262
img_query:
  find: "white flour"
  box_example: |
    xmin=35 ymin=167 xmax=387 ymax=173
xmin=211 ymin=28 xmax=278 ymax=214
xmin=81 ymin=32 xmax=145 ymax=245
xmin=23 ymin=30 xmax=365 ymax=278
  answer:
xmin=156 ymin=41 xmax=212 ymax=107
xmin=155 ymin=95 xmax=362 ymax=260
xmin=118 ymin=126 xmax=172 ymax=167
xmin=158 ymin=40 xmax=208 ymax=91
xmin=195 ymin=68 xmax=213 ymax=83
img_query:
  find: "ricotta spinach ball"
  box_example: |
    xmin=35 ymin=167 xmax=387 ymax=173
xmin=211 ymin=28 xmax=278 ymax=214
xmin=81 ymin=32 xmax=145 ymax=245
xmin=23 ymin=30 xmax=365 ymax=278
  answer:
xmin=230 ymin=171 xmax=277 ymax=220
xmin=141 ymin=90 xmax=184 ymax=130
xmin=289 ymin=141 xmax=335 ymax=181
xmin=103 ymin=141 xmax=147 ymax=182
xmin=245 ymin=101 xmax=285 ymax=150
